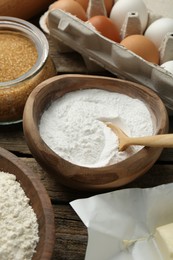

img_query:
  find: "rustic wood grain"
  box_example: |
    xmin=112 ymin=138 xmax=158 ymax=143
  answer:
xmin=47 ymin=35 xmax=87 ymax=75
xmin=0 ymin=123 xmax=30 ymax=154
xmin=1 ymin=111 xmax=173 ymax=260
xmin=20 ymin=157 xmax=173 ymax=200
xmin=0 ymin=22 xmax=173 ymax=258
xmin=0 ymin=147 xmax=55 ymax=260
xmin=52 ymin=205 xmax=87 ymax=260
xmin=22 ymin=74 xmax=169 ymax=192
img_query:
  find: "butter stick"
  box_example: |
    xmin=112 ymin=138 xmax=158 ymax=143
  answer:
xmin=155 ymin=223 xmax=173 ymax=259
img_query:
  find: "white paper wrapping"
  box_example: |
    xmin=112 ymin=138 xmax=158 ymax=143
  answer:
xmin=70 ymin=183 xmax=173 ymax=260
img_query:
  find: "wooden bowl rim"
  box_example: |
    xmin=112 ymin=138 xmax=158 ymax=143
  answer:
xmin=23 ymin=74 xmax=169 ymax=190
xmin=0 ymin=146 xmax=55 ymax=259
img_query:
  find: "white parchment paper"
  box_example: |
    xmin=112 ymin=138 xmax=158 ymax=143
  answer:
xmin=70 ymin=183 xmax=173 ymax=260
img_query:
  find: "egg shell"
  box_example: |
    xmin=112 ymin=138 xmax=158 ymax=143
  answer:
xmin=75 ymin=0 xmax=114 ymax=15
xmin=110 ymin=0 xmax=148 ymax=34
xmin=74 ymin=0 xmax=88 ymax=11
xmin=49 ymin=0 xmax=87 ymax=21
xmin=88 ymin=15 xmax=120 ymax=42
xmin=144 ymin=17 xmax=173 ymax=49
xmin=161 ymin=60 xmax=173 ymax=74
xmin=120 ymin=34 xmax=159 ymax=64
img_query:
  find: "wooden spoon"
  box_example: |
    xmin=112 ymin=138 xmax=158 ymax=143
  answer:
xmin=106 ymin=122 xmax=173 ymax=151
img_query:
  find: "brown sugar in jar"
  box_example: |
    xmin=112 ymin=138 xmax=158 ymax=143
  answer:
xmin=0 ymin=16 xmax=56 ymax=124
xmin=0 ymin=32 xmax=38 ymax=82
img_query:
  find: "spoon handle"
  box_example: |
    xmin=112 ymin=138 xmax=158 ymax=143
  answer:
xmin=127 ymin=134 xmax=173 ymax=149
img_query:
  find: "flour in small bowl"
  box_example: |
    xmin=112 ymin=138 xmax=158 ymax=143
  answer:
xmin=0 ymin=171 xmax=39 ymax=260
xmin=39 ymin=89 xmax=154 ymax=167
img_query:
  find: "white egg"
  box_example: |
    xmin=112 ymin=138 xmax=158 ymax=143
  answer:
xmin=110 ymin=0 xmax=148 ymax=34
xmin=161 ymin=60 xmax=173 ymax=75
xmin=144 ymin=18 xmax=173 ymax=49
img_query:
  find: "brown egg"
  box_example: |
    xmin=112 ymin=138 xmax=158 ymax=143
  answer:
xmin=74 ymin=0 xmax=88 ymax=11
xmin=88 ymin=15 xmax=120 ymax=42
xmin=49 ymin=0 xmax=87 ymax=21
xmin=120 ymin=35 xmax=160 ymax=64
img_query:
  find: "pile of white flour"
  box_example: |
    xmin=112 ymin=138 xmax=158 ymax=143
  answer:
xmin=39 ymin=89 xmax=154 ymax=167
xmin=0 ymin=171 xmax=39 ymax=260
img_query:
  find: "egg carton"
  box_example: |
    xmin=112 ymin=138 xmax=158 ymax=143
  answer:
xmin=47 ymin=8 xmax=173 ymax=112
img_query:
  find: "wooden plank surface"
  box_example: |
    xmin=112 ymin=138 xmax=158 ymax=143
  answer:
xmin=0 ymin=123 xmax=88 ymax=260
xmin=0 ymin=120 xmax=173 ymax=260
xmin=1 ymin=22 xmax=173 ymax=259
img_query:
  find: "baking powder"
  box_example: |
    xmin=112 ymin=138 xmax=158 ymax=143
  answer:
xmin=39 ymin=89 xmax=153 ymax=167
xmin=0 ymin=171 xmax=39 ymax=260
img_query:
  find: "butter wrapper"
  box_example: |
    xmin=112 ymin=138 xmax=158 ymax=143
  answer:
xmin=70 ymin=183 xmax=173 ymax=260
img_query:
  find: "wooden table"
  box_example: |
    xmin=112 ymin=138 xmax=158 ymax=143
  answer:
xmin=1 ymin=27 xmax=173 ymax=260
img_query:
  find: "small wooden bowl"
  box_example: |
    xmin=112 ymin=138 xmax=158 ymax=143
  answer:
xmin=0 ymin=146 xmax=55 ymax=259
xmin=23 ymin=74 xmax=169 ymax=192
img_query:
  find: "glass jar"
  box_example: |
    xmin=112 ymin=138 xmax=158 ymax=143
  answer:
xmin=0 ymin=16 xmax=56 ymax=124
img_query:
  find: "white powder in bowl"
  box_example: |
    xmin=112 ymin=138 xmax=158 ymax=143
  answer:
xmin=0 ymin=171 xmax=39 ymax=260
xmin=39 ymin=89 xmax=154 ymax=167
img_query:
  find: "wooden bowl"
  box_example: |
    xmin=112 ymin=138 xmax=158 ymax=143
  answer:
xmin=23 ymin=74 xmax=169 ymax=192
xmin=0 ymin=146 xmax=55 ymax=259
